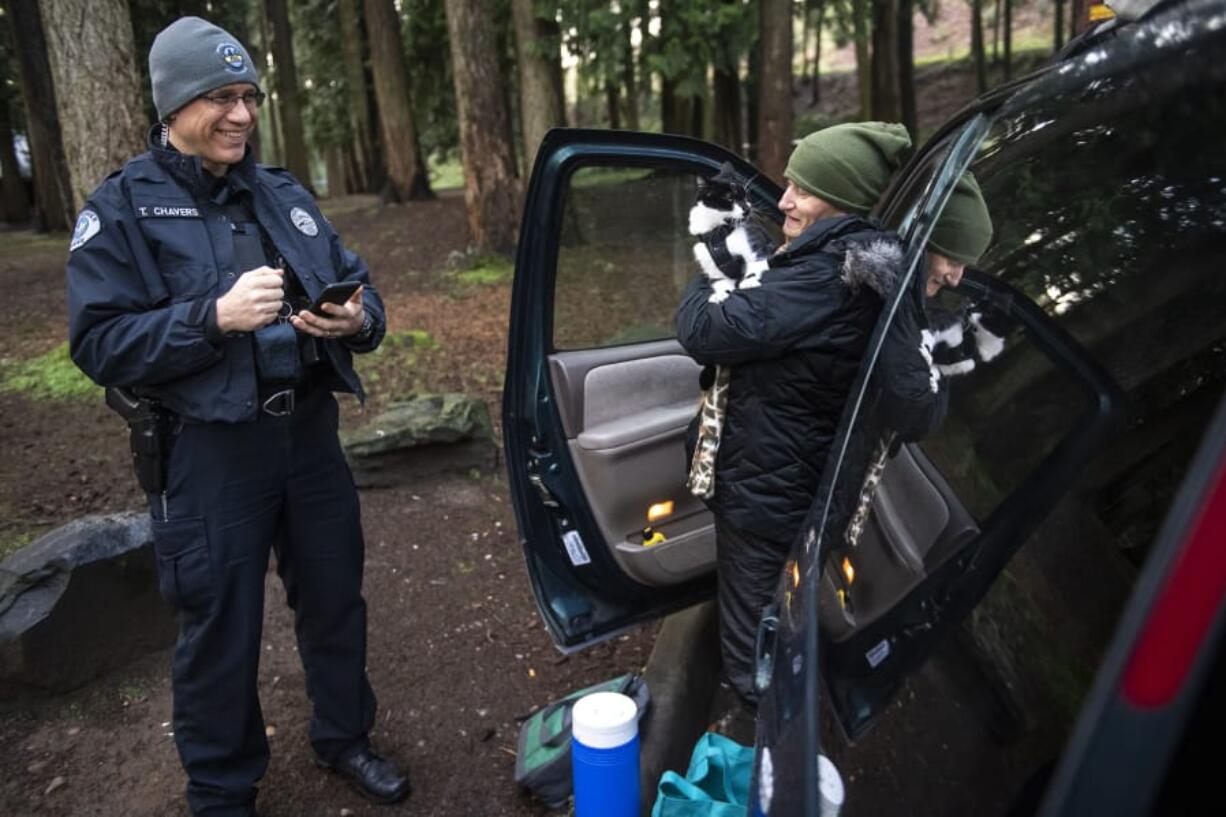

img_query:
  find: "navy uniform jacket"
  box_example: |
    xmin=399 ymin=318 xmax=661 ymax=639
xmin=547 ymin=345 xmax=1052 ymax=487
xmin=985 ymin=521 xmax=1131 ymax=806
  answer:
xmin=66 ymin=136 xmax=385 ymax=423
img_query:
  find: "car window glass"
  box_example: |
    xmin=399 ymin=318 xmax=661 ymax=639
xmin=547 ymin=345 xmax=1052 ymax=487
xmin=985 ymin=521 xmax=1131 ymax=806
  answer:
xmin=552 ymin=165 xmax=783 ymax=351
xmin=817 ymin=43 xmax=1226 ymax=817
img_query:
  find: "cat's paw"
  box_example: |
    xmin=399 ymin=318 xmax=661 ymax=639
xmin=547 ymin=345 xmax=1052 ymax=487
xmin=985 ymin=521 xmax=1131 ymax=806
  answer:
xmin=938 ymin=359 xmax=976 ymax=377
xmin=708 ymin=288 xmax=732 ymax=304
xmin=738 ymin=276 xmax=762 ymax=290
xmin=708 ymin=279 xmax=735 ymax=303
xmin=919 ymin=336 xmax=940 ymax=394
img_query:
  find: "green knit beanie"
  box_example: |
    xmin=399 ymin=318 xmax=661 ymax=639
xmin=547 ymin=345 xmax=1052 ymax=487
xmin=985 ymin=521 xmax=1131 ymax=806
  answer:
xmin=783 ymin=121 xmax=912 ymax=216
xmin=928 ymin=172 xmax=993 ymax=265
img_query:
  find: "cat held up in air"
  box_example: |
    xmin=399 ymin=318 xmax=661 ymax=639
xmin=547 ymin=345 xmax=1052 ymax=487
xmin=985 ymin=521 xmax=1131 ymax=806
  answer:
xmin=688 ymin=161 xmax=775 ymax=304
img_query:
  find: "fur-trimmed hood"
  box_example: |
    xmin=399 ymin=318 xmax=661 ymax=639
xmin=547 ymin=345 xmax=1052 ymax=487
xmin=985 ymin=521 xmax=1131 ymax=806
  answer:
xmin=838 ymin=237 xmax=902 ymax=296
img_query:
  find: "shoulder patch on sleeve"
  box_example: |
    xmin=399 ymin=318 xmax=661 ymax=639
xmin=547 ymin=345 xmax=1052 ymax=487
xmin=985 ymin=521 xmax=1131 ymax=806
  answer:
xmin=69 ymin=210 xmax=102 ymax=252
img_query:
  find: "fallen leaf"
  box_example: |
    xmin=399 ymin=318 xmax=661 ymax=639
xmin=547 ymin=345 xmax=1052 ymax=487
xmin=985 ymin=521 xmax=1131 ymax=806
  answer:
xmin=44 ymin=776 xmax=65 ymax=796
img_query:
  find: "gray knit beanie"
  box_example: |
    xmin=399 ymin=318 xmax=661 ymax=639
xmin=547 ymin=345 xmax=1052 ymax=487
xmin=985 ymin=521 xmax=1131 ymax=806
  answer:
xmin=149 ymin=17 xmax=261 ymax=120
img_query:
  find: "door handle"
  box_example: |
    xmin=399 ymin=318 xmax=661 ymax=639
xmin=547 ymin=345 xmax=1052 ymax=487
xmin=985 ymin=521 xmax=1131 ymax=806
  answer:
xmin=753 ymin=605 xmax=780 ymax=694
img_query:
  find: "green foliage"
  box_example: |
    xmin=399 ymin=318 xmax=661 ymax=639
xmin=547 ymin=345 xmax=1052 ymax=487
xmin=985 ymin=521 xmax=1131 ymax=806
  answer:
xmin=295 ymin=0 xmax=354 ymax=153
xmin=403 ymin=0 xmax=459 ymax=161
xmin=429 ymin=154 xmax=463 ymax=190
xmin=0 ymin=342 xmax=99 ymax=402
xmin=642 ymin=0 xmax=753 ymax=100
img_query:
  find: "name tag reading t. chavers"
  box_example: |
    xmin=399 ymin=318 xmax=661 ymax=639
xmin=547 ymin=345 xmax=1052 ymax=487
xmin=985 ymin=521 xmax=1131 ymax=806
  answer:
xmin=135 ymin=205 xmax=201 ymax=218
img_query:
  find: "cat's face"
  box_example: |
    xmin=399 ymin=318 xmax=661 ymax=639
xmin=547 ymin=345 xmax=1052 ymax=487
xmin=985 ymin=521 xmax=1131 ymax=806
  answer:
xmin=695 ymin=162 xmax=751 ymax=220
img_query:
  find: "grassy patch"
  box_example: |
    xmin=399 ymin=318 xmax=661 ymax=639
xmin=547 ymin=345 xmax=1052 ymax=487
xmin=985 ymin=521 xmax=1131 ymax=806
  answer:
xmin=355 ymin=329 xmax=436 ymax=393
xmin=379 ymin=329 xmax=438 ymax=352
xmin=0 ymin=527 xmax=38 ymax=561
xmin=0 ymin=342 xmax=100 ymax=402
xmin=0 ymin=230 xmax=68 ymax=259
xmin=429 ymin=155 xmax=464 ymax=191
xmin=445 ymin=254 xmax=514 ymax=288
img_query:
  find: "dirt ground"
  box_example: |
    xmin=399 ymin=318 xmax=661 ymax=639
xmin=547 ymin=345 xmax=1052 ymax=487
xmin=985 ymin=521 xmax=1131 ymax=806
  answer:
xmin=0 ymin=192 xmax=659 ymax=817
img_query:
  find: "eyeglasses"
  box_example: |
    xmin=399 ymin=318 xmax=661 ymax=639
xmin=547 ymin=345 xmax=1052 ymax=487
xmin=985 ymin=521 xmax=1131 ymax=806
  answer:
xmin=200 ymin=90 xmax=266 ymax=110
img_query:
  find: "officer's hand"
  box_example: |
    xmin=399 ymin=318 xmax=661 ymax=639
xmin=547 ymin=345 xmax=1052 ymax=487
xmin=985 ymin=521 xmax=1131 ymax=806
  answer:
xmin=290 ymin=285 xmax=365 ymax=339
xmin=215 ymin=267 xmax=285 ymax=333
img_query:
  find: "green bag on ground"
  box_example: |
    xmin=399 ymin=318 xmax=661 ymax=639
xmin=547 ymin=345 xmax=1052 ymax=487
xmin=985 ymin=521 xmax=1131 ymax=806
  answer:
xmin=652 ymin=732 xmax=754 ymax=817
xmin=514 ymin=673 xmax=650 ymax=808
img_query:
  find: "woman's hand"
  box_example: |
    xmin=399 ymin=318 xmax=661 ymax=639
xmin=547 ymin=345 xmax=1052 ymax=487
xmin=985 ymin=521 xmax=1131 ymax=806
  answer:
xmin=290 ymin=285 xmax=365 ymax=339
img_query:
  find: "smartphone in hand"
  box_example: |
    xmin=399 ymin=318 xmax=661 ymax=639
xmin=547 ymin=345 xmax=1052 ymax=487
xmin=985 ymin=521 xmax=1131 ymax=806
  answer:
xmin=306 ymin=281 xmax=362 ymax=315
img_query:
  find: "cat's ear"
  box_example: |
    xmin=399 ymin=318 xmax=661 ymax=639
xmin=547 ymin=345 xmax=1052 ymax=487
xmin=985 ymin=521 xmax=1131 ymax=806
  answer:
xmin=696 ymin=175 xmax=708 ymax=189
xmin=720 ymin=161 xmax=735 ymax=175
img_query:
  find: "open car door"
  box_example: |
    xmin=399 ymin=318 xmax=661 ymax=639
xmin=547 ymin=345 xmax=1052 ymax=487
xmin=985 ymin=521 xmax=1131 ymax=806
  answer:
xmin=503 ymin=128 xmax=784 ymax=650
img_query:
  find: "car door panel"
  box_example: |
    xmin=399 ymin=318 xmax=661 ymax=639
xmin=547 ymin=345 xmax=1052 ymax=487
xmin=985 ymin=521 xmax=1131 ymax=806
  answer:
xmin=549 ymin=341 xmax=713 ymax=586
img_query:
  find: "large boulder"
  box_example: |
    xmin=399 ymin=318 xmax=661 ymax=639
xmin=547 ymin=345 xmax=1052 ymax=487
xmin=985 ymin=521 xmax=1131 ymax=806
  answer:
xmin=0 ymin=512 xmax=175 ymax=698
xmin=341 ymin=393 xmax=497 ymax=488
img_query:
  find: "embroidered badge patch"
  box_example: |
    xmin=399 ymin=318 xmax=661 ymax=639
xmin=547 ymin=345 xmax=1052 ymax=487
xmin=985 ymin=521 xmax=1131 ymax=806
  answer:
xmin=217 ymin=42 xmax=246 ymax=73
xmin=69 ymin=210 xmax=101 ymax=251
xmin=290 ymin=207 xmax=319 ymax=237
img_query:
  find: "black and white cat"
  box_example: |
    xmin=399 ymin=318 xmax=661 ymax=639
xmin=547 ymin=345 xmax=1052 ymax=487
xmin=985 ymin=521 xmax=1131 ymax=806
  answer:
xmin=689 ymin=162 xmax=774 ymax=304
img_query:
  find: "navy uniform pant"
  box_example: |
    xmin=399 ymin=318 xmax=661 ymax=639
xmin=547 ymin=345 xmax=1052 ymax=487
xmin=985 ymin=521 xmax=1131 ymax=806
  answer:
xmin=150 ymin=387 xmax=376 ymax=816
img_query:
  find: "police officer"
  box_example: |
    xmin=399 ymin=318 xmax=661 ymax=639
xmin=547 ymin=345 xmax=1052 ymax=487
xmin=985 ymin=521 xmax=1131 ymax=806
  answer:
xmin=66 ymin=17 xmax=408 ymax=816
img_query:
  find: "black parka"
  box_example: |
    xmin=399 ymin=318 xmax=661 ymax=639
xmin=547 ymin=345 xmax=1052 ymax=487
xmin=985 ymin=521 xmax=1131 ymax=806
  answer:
xmin=676 ymin=215 xmax=904 ymax=545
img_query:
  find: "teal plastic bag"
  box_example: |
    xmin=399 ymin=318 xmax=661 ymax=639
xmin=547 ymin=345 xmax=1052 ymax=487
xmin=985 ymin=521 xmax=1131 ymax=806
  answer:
xmin=652 ymin=732 xmax=754 ymax=817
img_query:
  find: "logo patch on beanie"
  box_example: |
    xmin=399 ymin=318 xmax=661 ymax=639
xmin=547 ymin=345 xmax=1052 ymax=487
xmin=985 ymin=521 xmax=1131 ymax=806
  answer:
xmin=290 ymin=207 xmax=319 ymax=237
xmin=217 ymin=42 xmax=246 ymax=74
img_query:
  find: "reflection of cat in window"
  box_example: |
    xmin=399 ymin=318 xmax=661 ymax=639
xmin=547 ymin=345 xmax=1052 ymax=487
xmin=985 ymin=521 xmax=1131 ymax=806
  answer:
xmin=920 ymin=304 xmax=1008 ymax=392
xmin=686 ymin=163 xmax=776 ymax=499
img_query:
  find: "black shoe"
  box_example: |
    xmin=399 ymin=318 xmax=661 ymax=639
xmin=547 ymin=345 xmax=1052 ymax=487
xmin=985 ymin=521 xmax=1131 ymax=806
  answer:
xmin=317 ymin=747 xmax=411 ymax=805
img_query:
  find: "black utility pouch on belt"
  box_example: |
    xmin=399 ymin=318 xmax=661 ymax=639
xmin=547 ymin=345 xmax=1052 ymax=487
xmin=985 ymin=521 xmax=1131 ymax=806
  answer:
xmin=105 ymin=387 xmax=175 ymax=494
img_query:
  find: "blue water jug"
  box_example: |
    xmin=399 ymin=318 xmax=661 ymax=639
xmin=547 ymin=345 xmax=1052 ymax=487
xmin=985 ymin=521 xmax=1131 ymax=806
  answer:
xmin=572 ymin=691 xmax=640 ymax=817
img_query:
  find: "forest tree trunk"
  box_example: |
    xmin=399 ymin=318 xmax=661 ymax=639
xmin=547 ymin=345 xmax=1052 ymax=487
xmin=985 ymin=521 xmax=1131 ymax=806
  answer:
xmin=365 ymin=0 xmax=432 ymax=201
xmin=338 ymin=0 xmax=378 ymax=192
xmin=445 ymin=0 xmax=522 ymax=255
xmin=512 ymin=0 xmax=565 ymax=164
xmin=810 ymin=0 xmax=825 ymax=105
xmin=1071 ymin=0 xmax=1092 ymax=35
xmin=605 ymin=80 xmax=621 ymax=129
xmin=0 ymin=90 xmax=30 ymax=222
xmin=757 ymin=0 xmax=793 ymax=182
xmin=1054 ymin=0 xmax=1066 ymax=50
xmin=1003 ymin=0 xmax=1013 ymax=81
xmin=853 ymin=0 xmax=871 ymax=119
xmin=6 ymin=0 xmax=71 ymax=231
xmin=621 ymin=9 xmax=639 ymax=130
xmin=972 ymin=0 xmax=988 ymax=93
xmin=39 ymin=0 xmax=145 ymax=215
xmin=265 ymin=0 xmax=312 ymax=187
xmin=870 ymin=0 xmax=901 ymax=122
xmin=897 ymin=0 xmax=916 ymax=141
xmin=712 ymin=65 xmax=742 ymax=153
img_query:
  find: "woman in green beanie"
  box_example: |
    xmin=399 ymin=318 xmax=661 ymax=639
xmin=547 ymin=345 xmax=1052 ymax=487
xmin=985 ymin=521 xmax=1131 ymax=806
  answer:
xmin=675 ymin=122 xmax=913 ymax=703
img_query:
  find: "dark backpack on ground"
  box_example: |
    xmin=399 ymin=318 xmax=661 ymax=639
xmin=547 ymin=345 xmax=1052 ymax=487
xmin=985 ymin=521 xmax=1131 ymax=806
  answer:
xmin=514 ymin=673 xmax=650 ymax=808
